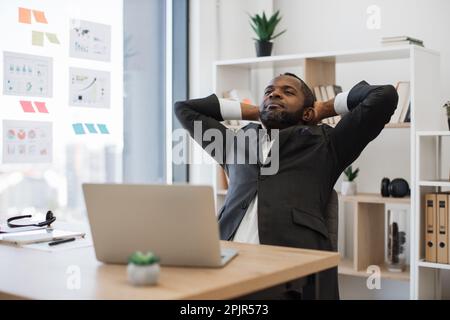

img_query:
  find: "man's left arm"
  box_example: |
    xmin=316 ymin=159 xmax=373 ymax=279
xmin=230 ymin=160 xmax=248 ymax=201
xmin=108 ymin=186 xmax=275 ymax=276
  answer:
xmin=317 ymin=80 xmax=399 ymax=174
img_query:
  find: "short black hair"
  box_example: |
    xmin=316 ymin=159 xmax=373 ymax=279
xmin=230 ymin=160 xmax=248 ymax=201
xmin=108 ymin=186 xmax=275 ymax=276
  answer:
xmin=283 ymin=72 xmax=315 ymax=109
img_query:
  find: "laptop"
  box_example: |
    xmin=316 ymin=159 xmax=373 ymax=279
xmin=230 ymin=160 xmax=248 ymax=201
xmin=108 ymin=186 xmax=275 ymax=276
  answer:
xmin=82 ymin=183 xmax=238 ymax=267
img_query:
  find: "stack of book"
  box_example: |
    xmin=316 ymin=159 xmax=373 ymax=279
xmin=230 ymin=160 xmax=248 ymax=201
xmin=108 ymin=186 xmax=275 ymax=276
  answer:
xmin=313 ymin=85 xmax=343 ymax=126
xmin=381 ymin=36 xmax=424 ymax=47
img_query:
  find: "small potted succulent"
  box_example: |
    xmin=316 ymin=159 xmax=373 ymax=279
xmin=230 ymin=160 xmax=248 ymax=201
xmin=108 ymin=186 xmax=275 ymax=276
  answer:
xmin=443 ymin=101 xmax=450 ymax=130
xmin=342 ymin=166 xmax=359 ymax=196
xmin=249 ymin=10 xmax=286 ymax=57
xmin=127 ymin=251 xmax=160 ymax=286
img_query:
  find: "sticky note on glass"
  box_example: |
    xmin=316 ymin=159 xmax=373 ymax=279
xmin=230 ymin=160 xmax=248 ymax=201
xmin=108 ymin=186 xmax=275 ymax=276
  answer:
xmin=72 ymin=123 xmax=85 ymax=135
xmin=32 ymin=31 xmax=44 ymax=46
xmin=34 ymin=102 xmax=48 ymax=113
xmin=20 ymin=101 xmax=35 ymax=113
xmin=46 ymin=33 xmax=60 ymax=44
xmin=85 ymin=124 xmax=98 ymax=134
xmin=32 ymin=10 xmax=48 ymax=24
xmin=97 ymin=124 xmax=109 ymax=134
xmin=19 ymin=7 xmax=31 ymax=24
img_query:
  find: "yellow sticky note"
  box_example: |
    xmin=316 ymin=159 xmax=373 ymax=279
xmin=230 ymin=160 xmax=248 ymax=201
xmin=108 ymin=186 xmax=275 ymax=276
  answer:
xmin=32 ymin=31 xmax=44 ymax=46
xmin=32 ymin=10 xmax=48 ymax=24
xmin=45 ymin=33 xmax=60 ymax=44
xmin=18 ymin=7 xmax=31 ymax=24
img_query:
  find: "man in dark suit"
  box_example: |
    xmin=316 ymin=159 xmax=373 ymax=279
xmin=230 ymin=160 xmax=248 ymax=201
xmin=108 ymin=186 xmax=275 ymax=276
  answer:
xmin=174 ymin=73 xmax=398 ymax=299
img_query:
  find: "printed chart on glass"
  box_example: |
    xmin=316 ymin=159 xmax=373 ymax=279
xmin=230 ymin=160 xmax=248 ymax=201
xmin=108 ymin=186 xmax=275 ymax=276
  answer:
xmin=2 ymin=120 xmax=52 ymax=163
xmin=70 ymin=19 xmax=111 ymax=62
xmin=3 ymin=52 xmax=53 ymax=97
xmin=69 ymin=67 xmax=110 ymax=108
xmin=0 ymin=0 xmax=122 ymax=167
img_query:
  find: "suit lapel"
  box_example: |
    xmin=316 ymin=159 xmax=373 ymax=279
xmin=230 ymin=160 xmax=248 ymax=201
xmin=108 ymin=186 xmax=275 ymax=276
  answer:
xmin=274 ymin=125 xmax=296 ymax=151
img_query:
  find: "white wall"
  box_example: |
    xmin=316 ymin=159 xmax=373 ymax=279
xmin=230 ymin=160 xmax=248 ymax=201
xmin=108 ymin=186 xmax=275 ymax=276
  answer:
xmin=189 ymin=0 xmax=273 ymax=186
xmin=189 ymin=0 xmax=450 ymax=299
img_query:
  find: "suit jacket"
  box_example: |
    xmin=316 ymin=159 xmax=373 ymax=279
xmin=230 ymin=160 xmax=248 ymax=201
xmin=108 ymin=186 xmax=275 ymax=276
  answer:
xmin=175 ymin=81 xmax=398 ymax=299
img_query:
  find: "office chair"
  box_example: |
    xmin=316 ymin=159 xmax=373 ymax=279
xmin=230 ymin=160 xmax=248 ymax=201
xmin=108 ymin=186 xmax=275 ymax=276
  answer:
xmin=324 ymin=189 xmax=339 ymax=252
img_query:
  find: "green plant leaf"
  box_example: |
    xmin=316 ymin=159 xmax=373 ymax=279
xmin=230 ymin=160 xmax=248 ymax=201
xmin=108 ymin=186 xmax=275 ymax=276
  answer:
xmin=268 ymin=10 xmax=280 ymax=26
xmin=128 ymin=251 xmax=160 ymax=265
xmin=270 ymin=29 xmax=286 ymax=40
xmin=344 ymin=166 xmax=359 ymax=181
xmin=248 ymin=10 xmax=286 ymax=42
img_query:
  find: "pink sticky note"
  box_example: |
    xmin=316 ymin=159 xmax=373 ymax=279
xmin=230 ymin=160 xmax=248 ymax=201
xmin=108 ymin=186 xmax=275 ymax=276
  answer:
xmin=19 ymin=7 xmax=31 ymax=24
xmin=32 ymin=10 xmax=48 ymax=24
xmin=20 ymin=100 xmax=35 ymax=113
xmin=34 ymin=101 xmax=48 ymax=113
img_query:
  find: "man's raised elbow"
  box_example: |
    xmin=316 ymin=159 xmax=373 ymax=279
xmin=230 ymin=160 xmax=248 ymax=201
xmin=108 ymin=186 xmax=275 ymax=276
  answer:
xmin=174 ymin=100 xmax=187 ymax=119
xmin=381 ymin=85 xmax=399 ymax=111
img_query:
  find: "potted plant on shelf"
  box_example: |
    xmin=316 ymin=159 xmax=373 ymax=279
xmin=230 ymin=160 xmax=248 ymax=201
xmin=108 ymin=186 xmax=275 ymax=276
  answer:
xmin=444 ymin=101 xmax=450 ymax=130
xmin=342 ymin=165 xmax=359 ymax=196
xmin=249 ymin=10 xmax=286 ymax=57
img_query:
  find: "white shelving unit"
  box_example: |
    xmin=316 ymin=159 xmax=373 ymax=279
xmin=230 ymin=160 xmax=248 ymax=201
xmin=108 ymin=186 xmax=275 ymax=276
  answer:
xmin=414 ymin=131 xmax=450 ymax=299
xmin=207 ymin=45 xmax=444 ymax=299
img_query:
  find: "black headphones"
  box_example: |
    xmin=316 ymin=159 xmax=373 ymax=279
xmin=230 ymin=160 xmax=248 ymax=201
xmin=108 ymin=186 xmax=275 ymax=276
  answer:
xmin=381 ymin=178 xmax=410 ymax=198
xmin=7 ymin=210 xmax=56 ymax=228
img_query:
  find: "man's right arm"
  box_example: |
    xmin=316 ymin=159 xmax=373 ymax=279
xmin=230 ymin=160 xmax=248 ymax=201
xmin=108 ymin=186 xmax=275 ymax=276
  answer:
xmin=328 ymin=81 xmax=398 ymax=175
xmin=174 ymin=94 xmax=259 ymax=163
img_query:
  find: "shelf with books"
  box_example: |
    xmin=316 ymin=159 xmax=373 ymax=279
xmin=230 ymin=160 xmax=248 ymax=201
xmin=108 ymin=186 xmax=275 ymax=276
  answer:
xmin=208 ymin=45 xmax=442 ymax=299
xmin=414 ymin=130 xmax=449 ymax=299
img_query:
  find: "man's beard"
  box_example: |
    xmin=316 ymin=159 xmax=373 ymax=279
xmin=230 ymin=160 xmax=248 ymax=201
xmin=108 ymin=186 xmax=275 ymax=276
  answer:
xmin=259 ymin=108 xmax=303 ymax=129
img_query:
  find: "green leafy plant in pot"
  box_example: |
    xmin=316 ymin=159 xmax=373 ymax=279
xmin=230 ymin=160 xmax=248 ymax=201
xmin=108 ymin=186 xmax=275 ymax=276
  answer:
xmin=342 ymin=166 xmax=359 ymax=196
xmin=249 ymin=10 xmax=286 ymax=57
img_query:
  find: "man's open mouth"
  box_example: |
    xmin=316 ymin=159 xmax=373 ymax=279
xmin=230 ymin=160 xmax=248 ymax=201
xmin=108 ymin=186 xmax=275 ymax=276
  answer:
xmin=266 ymin=103 xmax=285 ymax=110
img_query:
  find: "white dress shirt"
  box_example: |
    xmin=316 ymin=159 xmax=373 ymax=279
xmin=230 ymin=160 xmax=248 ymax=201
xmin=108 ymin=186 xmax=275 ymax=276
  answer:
xmin=218 ymin=92 xmax=349 ymax=244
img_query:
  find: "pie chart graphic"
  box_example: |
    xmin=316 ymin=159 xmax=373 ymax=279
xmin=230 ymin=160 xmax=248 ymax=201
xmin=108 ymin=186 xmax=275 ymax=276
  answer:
xmin=17 ymin=129 xmax=26 ymax=140
xmin=7 ymin=129 xmax=15 ymax=139
xmin=28 ymin=130 xmax=36 ymax=139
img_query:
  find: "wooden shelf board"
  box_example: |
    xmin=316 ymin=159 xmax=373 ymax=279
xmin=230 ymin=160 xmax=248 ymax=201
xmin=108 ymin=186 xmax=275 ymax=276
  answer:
xmin=338 ymin=192 xmax=411 ymax=204
xmin=339 ymin=258 xmax=410 ymax=282
xmin=418 ymin=260 xmax=450 ymax=270
xmin=417 ymin=131 xmax=450 ymax=136
xmin=418 ymin=180 xmax=450 ymax=187
xmin=385 ymin=122 xmax=411 ymax=129
xmin=214 ymin=46 xmax=433 ymax=69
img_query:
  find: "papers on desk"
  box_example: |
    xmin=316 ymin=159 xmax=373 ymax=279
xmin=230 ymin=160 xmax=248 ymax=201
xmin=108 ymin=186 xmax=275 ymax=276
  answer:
xmin=0 ymin=229 xmax=85 ymax=245
xmin=21 ymin=237 xmax=92 ymax=252
xmin=0 ymin=229 xmax=87 ymax=254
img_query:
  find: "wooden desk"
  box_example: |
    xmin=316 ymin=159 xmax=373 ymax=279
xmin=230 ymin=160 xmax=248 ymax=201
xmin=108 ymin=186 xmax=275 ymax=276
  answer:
xmin=0 ymin=240 xmax=339 ymax=299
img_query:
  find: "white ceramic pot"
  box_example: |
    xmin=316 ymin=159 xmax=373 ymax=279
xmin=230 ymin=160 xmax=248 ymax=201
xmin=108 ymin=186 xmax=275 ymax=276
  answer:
xmin=127 ymin=263 xmax=160 ymax=286
xmin=341 ymin=181 xmax=357 ymax=196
